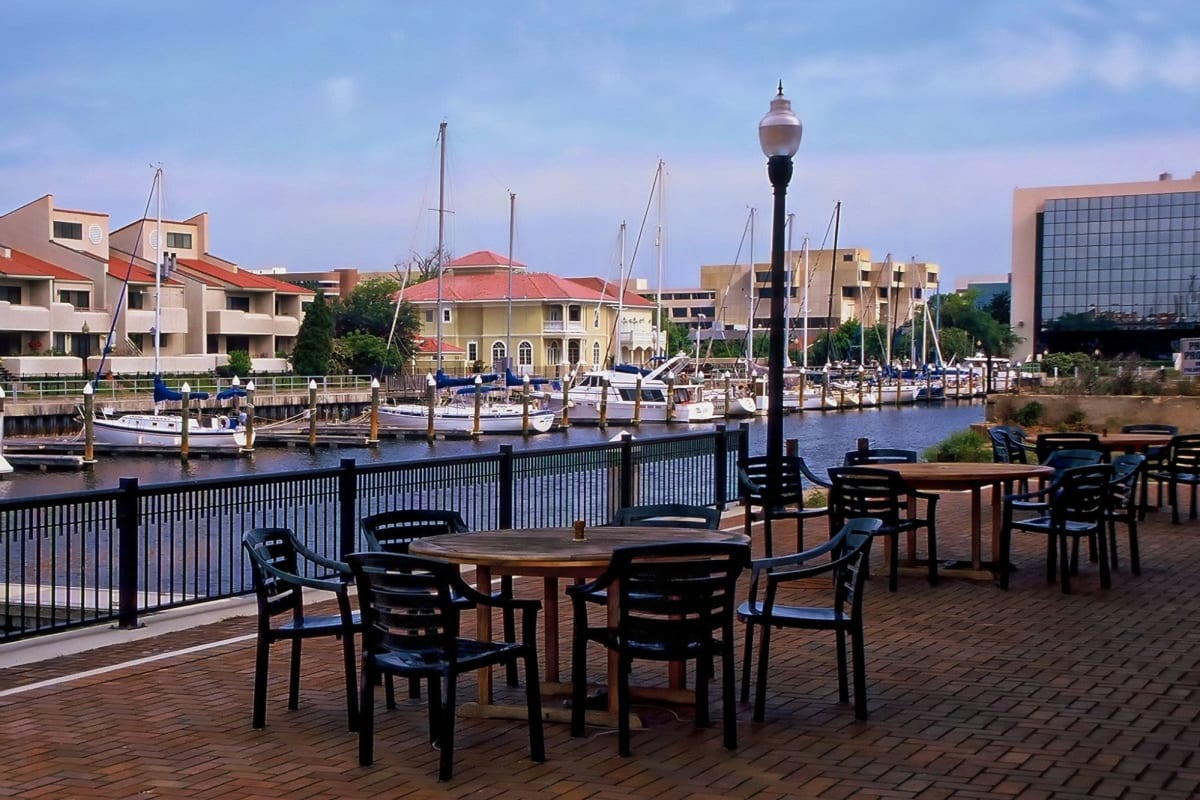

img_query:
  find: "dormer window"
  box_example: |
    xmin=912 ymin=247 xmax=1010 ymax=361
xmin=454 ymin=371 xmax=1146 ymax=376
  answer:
xmin=167 ymin=232 xmax=192 ymax=249
xmin=54 ymin=221 xmax=83 ymax=240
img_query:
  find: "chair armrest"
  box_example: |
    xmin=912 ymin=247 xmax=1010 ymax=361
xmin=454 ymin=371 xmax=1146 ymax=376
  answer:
xmin=796 ymin=460 xmax=833 ymax=490
xmin=292 ymin=537 xmax=351 ymax=577
xmin=254 ymin=558 xmax=349 ymax=595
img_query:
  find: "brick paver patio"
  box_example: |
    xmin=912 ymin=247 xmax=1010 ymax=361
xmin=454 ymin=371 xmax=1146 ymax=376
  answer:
xmin=2 ymin=490 xmax=1198 ymax=798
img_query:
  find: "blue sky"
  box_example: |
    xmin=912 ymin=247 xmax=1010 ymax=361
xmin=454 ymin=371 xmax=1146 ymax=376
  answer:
xmin=2 ymin=0 xmax=1198 ymax=292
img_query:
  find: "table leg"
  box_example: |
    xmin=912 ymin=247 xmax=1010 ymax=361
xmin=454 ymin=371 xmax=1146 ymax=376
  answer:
xmin=990 ymin=481 xmax=1003 ymax=564
xmin=476 ymin=565 xmax=493 ymax=705
xmin=606 ymin=579 xmax=620 ymax=716
xmin=543 ymin=576 xmax=559 ymax=684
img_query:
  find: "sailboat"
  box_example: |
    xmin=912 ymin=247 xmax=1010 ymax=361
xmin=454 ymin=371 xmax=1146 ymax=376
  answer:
xmin=90 ymin=167 xmax=251 ymax=450
xmin=377 ymin=122 xmax=556 ymax=435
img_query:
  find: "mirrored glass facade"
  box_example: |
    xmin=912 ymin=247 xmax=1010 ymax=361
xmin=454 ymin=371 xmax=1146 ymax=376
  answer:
xmin=1037 ymin=190 xmax=1200 ymax=356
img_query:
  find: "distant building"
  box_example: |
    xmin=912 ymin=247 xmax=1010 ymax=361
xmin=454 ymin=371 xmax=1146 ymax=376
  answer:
xmin=954 ymin=275 xmax=1011 ymax=309
xmin=1011 ymin=171 xmax=1200 ymax=360
xmin=263 ymin=266 xmax=362 ymax=300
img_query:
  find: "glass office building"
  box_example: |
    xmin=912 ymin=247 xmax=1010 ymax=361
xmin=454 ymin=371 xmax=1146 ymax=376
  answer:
xmin=1011 ymin=175 xmax=1200 ymax=360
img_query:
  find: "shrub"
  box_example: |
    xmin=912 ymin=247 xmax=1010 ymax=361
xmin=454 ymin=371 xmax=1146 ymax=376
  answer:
xmin=803 ymin=488 xmax=827 ymax=508
xmin=1012 ymin=401 xmax=1044 ymax=428
xmin=226 ymin=350 xmax=252 ymax=378
xmin=1059 ymin=409 xmax=1088 ymax=431
xmin=922 ymin=429 xmax=992 ymax=463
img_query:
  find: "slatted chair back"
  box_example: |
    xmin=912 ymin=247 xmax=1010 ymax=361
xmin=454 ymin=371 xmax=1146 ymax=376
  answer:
xmin=244 ymin=527 xmax=313 ymax=623
xmin=737 ymin=454 xmax=832 ymax=556
xmin=828 ymin=466 xmax=908 ymax=527
xmin=1120 ymin=423 xmax=1178 ymax=435
xmin=989 ymin=427 xmax=1015 ymax=463
xmin=1051 ymin=464 xmax=1113 ymax=527
xmin=610 ymin=502 xmax=721 ymax=530
xmin=843 ymin=447 xmax=918 ymax=466
xmin=1035 ymin=432 xmax=1103 ymax=463
xmin=351 ymin=552 xmax=462 ymax=658
xmin=1043 ymin=447 xmax=1104 ymax=481
xmin=360 ymin=509 xmax=468 ymax=553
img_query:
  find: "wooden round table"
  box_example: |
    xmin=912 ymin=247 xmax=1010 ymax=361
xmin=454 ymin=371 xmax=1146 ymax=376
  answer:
xmin=867 ymin=462 xmax=1055 ymax=579
xmin=411 ymin=525 xmax=749 ymax=723
xmin=1096 ymin=432 xmax=1173 ymax=452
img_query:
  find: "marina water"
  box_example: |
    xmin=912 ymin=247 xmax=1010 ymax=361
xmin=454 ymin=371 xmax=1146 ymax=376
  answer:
xmin=0 ymin=402 xmax=985 ymax=500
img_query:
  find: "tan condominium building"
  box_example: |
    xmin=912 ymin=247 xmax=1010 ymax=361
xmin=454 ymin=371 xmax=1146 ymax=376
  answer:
xmin=0 ymin=194 xmax=311 ymax=377
xmin=1011 ymin=171 xmax=1200 ymax=362
xmin=400 ymin=250 xmax=656 ymax=378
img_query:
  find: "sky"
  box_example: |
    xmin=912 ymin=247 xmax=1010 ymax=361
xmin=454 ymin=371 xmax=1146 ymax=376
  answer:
xmin=2 ymin=0 xmax=1198 ymax=293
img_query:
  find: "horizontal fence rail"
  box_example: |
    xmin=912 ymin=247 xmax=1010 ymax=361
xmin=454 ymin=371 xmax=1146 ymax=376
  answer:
xmin=0 ymin=425 xmax=745 ymax=643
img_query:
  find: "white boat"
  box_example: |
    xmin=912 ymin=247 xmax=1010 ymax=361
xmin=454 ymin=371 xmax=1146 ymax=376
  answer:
xmin=710 ymin=391 xmax=758 ymax=418
xmin=88 ymin=168 xmax=249 ymax=452
xmin=379 ymin=397 xmax=556 ymax=434
xmin=92 ymin=408 xmax=251 ymax=449
xmin=549 ymin=354 xmax=714 ymax=424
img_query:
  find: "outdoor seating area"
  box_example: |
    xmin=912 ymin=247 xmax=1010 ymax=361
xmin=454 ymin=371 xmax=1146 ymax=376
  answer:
xmin=4 ymin=486 xmax=1200 ymax=796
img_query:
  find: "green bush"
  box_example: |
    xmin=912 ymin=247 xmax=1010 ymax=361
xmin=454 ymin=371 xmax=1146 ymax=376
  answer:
xmin=1059 ymin=409 xmax=1088 ymax=431
xmin=922 ymin=429 xmax=992 ymax=463
xmin=226 ymin=350 xmax=252 ymax=378
xmin=1012 ymin=401 xmax=1044 ymax=428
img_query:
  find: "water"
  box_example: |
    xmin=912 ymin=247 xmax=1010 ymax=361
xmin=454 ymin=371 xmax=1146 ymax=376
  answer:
xmin=0 ymin=402 xmax=985 ymax=500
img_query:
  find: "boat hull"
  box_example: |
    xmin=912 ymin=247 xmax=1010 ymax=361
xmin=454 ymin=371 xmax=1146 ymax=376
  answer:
xmin=91 ymin=414 xmax=250 ymax=450
xmin=379 ymin=403 xmax=556 ymax=434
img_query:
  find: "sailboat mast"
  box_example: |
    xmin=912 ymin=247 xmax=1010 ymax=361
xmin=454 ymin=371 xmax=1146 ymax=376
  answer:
xmin=615 ymin=221 xmax=626 ymax=366
xmin=153 ymin=165 xmax=162 ymax=377
xmin=655 ymin=159 xmax=665 ymax=360
xmin=784 ymin=212 xmax=794 ymax=369
xmin=824 ymin=201 xmax=841 ymax=365
xmin=802 ymin=235 xmax=810 ymax=371
xmin=506 ymin=191 xmax=515 ymax=370
xmin=435 ymin=121 xmax=447 ymax=374
xmin=746 ymin=208 xmax=755 ymax=367
xmin=883 ymin=253 xmax=894 ymax=367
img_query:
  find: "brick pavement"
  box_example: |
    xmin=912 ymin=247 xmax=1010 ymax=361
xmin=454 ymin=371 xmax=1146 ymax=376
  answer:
xmin=2 ymin=490 xmax=1199 ymax=799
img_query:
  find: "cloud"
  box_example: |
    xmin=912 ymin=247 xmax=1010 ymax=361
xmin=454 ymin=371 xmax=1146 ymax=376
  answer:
xmin=320 ymin=77 xmax=359 ymax=114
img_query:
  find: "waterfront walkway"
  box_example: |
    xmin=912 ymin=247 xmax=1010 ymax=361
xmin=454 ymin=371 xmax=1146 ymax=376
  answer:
xmin=2 ymin=491 xmax=1198 ymax=798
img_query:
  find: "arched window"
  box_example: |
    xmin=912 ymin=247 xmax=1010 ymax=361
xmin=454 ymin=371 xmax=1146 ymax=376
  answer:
xmin=547 ymin=341 xmax=562 ymax=364
xmin=518 ymin=340 xmax=533 ymax=367
xmin=567 ymin=340 xmax=581 ymax=365
xmin=492 ymin=341 xmax=507 ymax=367
xmin=592 ymin=342 xmax=602 ymax=369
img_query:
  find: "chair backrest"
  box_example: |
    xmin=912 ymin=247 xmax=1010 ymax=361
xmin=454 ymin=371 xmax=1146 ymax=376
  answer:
xmin=994 ymin=424 xmax=1028 ymax=443
xmin=360 ymin=509 xmax=468 ymax=553
xmin=832 ymin=523 xmax=876 ymax=620
xmin=607 ymin=542 xmax=749 ymax=650
xmin=988 ymin=428 xmax=1015 ymax=463
xmin=1050 ymin=464 xmax=1113 ymax=526
xmin=1109 ymin=453 xmax=1145 ymax=512
xmin=1035 ymin=432 xmax=1103 ymax=463
xmin=242 ymin=527 xmax=304 ymax=621
xmin=346 ymin=551 xmax=466 ymax=660
xmin=1120 ymin=423 xmax=1178 ymax=435
xmin=738 ymin=455 xmax=805 ymax=503
xmin=1042 ymin=447 xmax=1105 ymax=480
xmin=843 ymin=448 xmax=918 ymax=466
xmin=827 ymin=466 xmax=908 ymax=526
xmin=611 ymin=503 xmax=721 ymax=530
xmin=1167 ymin=433 xmax=1200 ymax=471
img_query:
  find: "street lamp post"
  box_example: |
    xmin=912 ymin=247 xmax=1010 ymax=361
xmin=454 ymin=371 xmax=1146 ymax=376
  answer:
xmin=759 ymin=82 xmax=803 ymax=467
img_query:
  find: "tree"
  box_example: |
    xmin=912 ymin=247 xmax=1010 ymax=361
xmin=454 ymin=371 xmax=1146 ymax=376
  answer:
xmin=292 ymin=291 xmax=335 ymax=376
xmin=331 ymin=332 xmax=405 ymax=375
xmin=226 ymin=350 xmax=252 ymax=377
xmin=395 ymin=247 xmax=452 ymax=285
xmin=985 ymin=291 xmax=1011 ymax=324
xmin=335 ymin=276 xmax=412 ymax=338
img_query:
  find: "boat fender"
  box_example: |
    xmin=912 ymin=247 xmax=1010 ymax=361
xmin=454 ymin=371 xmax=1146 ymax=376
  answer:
xmin=217 ymin=415 xmax=229 ymax=429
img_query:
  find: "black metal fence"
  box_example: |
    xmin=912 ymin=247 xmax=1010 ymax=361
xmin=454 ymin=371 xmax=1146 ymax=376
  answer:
xmin=1 ymin=425 xmax=744 ymax=643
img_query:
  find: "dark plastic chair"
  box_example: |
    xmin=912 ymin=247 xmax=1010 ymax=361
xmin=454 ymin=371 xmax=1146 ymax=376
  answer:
xmin=345 ymin=551 xmax=545 ymax=781
xmin=843 ymin=447 xmax=918 ymax=466
xmin=988 ymin=428 xmax=1018 ymax=463
xmin=738 ymin=455 xmax=832 ymax=557
xmin=1035 ymin=432 xmax=1103 ymax=463
xmin=1000 ymin=464 xmax=1114 ymax=594
xmin=610 ymin=502 xmax=721 ymax=530
xmin=1107 ymin=453 xmax=1144 ymax=576
xmin=828 ymin=466 xmax=939 ymax=589
xmin=361 ymin=508 xmax=517 ymax=690
xmin=241 ymin=527 xmax=359 ymax=731
xmin=1146 ymin=433 xmax=1200 ymax=524
xmin=1124 ymin=425 xmax=1180 ymax=514
xmin=737 ymin=518 xmax=880 ymax=722
xmin=567 ymin=541 xmax=750 ymax=756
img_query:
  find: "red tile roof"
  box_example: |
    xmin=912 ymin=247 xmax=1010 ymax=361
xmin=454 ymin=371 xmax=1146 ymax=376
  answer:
xmin=446 ymin=250 xmax=526 ymax=268
xmin=566 ymin=276 xmax=654 ymax=307
xmin=402 ymin=271 xmax=651 ymax=306
xmin=107 ymin=256 xmax=180 ymax=286
xmin=413 ymin=338 xmax=465 ymax=355
xmin=0 ymin=247 xmax=90 ymax=281
xmin=176 ymin=258 xmax=312 ymax=293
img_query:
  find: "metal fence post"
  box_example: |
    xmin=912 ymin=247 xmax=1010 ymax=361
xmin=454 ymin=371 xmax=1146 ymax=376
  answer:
xmin=499 ymin=444 xmax=514 ymax=529
xmin=338 ymin=458 xmax=357 ymax=559
xmin=117 ymin=477 xmax=140 ymax=630
xmin=714 ymin=424 xmax=728 ymax=510
xmin=620 ymin=433 xmax=634 ymax=510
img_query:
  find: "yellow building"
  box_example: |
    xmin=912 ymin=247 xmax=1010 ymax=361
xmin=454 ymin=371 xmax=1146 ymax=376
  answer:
xmin=401 ymin=250 xmax=656 ymax=378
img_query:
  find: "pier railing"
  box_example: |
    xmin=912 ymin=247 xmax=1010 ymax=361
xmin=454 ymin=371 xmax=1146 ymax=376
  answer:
xmin=0 ymin=425 xmax=743 ymax=643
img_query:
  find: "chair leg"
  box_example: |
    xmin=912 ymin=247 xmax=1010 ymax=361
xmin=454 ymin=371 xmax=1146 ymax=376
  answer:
xmin=438 ymin=673 xmax=457 ymax=781
xmin=524 ymin=651 xmax=546 ymax=764
xmin=1097 ymin=529 xmax=1111 ymax=589
xmin=721 ymin=639 xmax=737 ymax=750
xmin=288 ymin=638 xmax=302 ymax=710
xmin=999 ymin=525 xmax=1012 ymax=591
xmin=926 ymin=523 xmax=939 ymax=586
xmin=1128 ymin=518 xmax=1141 ymax=576
xmin=251 ymin=634 xmax=270 ymax=728
xmin=358 ymin=660 xmax=376 ymax=766
xmin=834 ymin=628 xmax=849 ymax=703
xmin=753 ymin=624 xmax=773 ymax=723
xmin=1171 ymin=479 xmax=1181 ymax=525
xmin=851 ymin=624 xmax=868 ymax=721
xmin=888 ymin=533 xmax=899 ymax=592
xmin=740 ymin=622 xmax=755 ymax=705
xmin=694 ymin=655 xmax=710 ymax=729
xmin=406 ymin=676 xmax=420 ymax=701
xmin=427 ymin=676 xmax=442 ymax=744
xmin=570 ymin=632 xmax=587 ymax=738
xmin=1046 ymin=534 xmax=1058 ymax=584
xmin=617 ymin=651 xmax=632 ymax=757
xmin=340 ymin=628 xmax=359 ymax=732
xmin=1058 ymin=535 xmax=1072 ymax=594
xmin=762 ymin=516 xmax=774 ymax=558
xmin=502 ymin=576 xmax=519 ymax=687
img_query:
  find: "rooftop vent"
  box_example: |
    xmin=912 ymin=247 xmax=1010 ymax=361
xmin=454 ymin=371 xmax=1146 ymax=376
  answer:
xmin=1159 ymin=172 xmax=1173 ymax=181
xmin=0 ymin=246 xmax=10 ymax=259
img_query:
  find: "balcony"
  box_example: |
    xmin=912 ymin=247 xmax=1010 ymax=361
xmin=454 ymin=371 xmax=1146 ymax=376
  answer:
xmin=126 ymin=306 xmax=189 ymax=334
xmin=207 ymin=310 xmax=298 ymax=337
xmin=0 ymin=302 xmax=50 ymax=331
xmin=543 ymin=320 xmax=585 ymax=334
